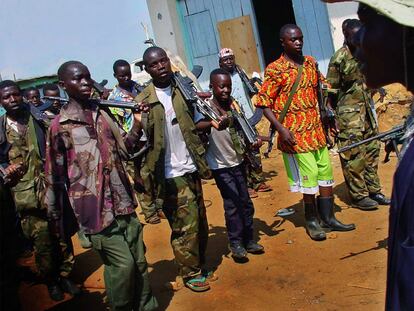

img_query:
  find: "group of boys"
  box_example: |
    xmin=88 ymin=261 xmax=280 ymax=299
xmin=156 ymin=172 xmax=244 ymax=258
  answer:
xmin=0 ymin=18 xmax=393 ymax=310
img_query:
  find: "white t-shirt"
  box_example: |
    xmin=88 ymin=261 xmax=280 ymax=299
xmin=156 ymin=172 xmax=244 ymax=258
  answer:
xmin=155 ymin=85 xmax=201 ymax=179
xmin=231 ymin=72 xmax=254 ymax=119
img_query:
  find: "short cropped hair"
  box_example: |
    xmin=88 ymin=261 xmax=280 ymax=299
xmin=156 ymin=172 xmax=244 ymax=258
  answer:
xmin=42 ymin=83 xmax=59 ymax=93
xmin=210 ymin=68 xmax=230 ymax=81
xmin=142 ymin=46 xmax=166 ymax=65
xmin=279 ymin=24 xmax=301 ymax=39
xmin=0 ymin=80 xmax=20 ymax=92
xmin=57 ymin=60 xmax=84 ymax=80
xmin=113 ymin=59 xmax=130 ymax=73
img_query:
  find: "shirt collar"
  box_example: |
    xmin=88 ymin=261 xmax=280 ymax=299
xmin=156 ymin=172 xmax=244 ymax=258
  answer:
xmin=59 ymin=100 xmax=97 ymax=124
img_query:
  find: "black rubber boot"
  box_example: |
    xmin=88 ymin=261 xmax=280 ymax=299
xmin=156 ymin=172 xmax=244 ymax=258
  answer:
xmin=317 ymin=196 xmax=356 ymax=231
xmin=304 ymin=203 xmax=326 ymax=241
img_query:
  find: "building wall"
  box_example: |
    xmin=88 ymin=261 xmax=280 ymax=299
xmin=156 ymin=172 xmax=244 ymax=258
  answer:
xmin=146 ymin=0 xmax=188 ymax=64
xmin=326 ymin=2 xmax=358 ymax=50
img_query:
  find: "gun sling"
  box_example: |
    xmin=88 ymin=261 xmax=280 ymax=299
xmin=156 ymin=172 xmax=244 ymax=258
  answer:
xmin=278 ymin=65 xmax=303 ymax=124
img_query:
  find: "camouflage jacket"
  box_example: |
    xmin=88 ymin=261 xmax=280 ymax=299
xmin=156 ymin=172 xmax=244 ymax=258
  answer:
xmin=44 ymin=100 xmax=141 ymax=235
xmin=0 ymin=105 xmax=48 ymax=213
xmin=327 ymin=46 xmax=377 ymax=139
xmin=135 ymin=82 xmax=211 ymax=208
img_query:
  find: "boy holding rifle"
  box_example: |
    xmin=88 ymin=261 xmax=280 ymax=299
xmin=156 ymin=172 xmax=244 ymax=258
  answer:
xmin=44 ymin=61 xmax=157 ymax=310
xmin=197 ymin=68 xmax=264 ymax=260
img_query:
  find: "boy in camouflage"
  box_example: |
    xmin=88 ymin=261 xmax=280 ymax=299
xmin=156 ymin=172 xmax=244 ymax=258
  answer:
xmin=135 ymin=46 xmax=218 ymax=292
xmin=0 ymin=80 xmax=79 ymax=301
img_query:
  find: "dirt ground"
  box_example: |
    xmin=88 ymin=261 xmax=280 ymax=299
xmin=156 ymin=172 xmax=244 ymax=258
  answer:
xmin=19 ymin=86 xmax=412 ymax=311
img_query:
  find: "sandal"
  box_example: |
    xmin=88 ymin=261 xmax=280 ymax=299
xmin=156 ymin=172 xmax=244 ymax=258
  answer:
xmin=257 ymin=183 xmax=272 ymax=192
xmin=146 ymin=214 xmax=161 ymax=224
xmin=185 ymin=276 xmax=210 ymax=292
xmin=202 ymin=270 xmax=218 ymax=282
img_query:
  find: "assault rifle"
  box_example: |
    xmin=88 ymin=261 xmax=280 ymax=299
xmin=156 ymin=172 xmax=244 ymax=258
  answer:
xmin=235 ymin=65 xmax=262 ymax=96
xmin=316 ymin=63 xmax=335 ymax=149
xmin=0 ymin=166 xmax=8 ymax=184
xmin=264 ymin=125 xmax=277 ymax=158
xmin=337 ymin=124 xmax=405 ymax=163
xmin=42 ymin=96 xmax=145 ymax=112
xmin=172 ymin=72 xmax=222 ymax=123
xmin=232 ymin=104 xmax=262 ymax=170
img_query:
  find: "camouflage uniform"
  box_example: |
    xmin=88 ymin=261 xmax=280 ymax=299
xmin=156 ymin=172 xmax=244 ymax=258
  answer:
xmin=327 ymin=46 xmax=382 ymax=201
xmin=1 ymin=110 xmax=55 ymax=279
xmin=135 ymin=83 xmax=211 ymax=279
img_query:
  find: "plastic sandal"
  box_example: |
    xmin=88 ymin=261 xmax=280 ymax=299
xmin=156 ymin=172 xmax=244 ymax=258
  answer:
xmin=185 ymin=276 xmax=210 ymax=292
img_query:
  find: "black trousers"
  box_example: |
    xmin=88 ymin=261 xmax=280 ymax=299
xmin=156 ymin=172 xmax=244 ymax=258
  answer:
xmin=212 ymin=163 xmax=254 ymax=246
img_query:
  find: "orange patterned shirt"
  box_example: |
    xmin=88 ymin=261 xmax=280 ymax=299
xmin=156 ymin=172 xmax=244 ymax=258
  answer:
xmin=256 ymin=54 xmax=327 ymax=154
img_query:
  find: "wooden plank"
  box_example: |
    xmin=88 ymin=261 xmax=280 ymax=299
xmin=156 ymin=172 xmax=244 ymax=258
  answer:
xmin=217 ymin=15 xmax=261 ymax=75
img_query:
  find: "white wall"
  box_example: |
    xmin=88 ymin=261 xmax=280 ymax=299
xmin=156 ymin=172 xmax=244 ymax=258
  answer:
xmin=326 ymin=2 xmax=358 ymax=50
xmin=146 ymin=0 xmax=187 ymax=63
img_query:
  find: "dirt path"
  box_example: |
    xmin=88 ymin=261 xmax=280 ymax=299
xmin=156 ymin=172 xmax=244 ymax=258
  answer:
xmin=18 ymin=146 xmax=396 ymax=311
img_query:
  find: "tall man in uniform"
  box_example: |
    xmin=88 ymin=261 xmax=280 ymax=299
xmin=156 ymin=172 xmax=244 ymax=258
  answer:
xmin=218 ymin=48 xmax=271 ymax=197
xmin=256 ymin=24 xmax=355 ymax=241
xmin=135 ymin=46 xmax=216 ymax=292
xmin=326 ymin=19 xmax=390 ymax=210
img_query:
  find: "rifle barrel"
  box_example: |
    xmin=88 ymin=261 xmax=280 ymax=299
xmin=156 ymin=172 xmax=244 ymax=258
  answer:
xmin=337 ymin=124 xmax=405 ymax=153
xmin=42 ymin=96 xmax=69 ymax=102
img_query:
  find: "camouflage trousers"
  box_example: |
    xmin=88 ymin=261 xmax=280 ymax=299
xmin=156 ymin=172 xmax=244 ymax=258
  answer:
xmin=126 ymin=161 xmax=158 ymax=221
xmin=20 ymin=213 xmax=54 ymax=278
xmin=89 ymin=214 xmax=158 ymax=311
xmin=246 ymin=151 xmax=265 ymax=190
xmin=20 ymin=212 xmax=74 ymax=279
xmin=338 ymin=127 xmax=382 ymax=201
xmin=163 ymin=172 xmax=209 ymax=279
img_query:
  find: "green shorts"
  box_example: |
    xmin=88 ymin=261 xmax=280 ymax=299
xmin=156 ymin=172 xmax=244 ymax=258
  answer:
xmin=282 ymin=146 xmax=334 ymax=195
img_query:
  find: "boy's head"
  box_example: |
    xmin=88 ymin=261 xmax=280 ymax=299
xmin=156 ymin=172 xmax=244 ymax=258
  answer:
xmin=0 ymin=80 xmax=25 ymax=116
xmin=43 ymin=83 xmax=62 ymax=112
xmin=24 ymin=87 xmax=41 ymax=106
xmin=143 ymin=46 xmax=172 ymax=85
xmin=209 ymin=68 xmax=232 ymax=103
xmin=113 ymin=59 xmax=133 ymax=89
xmin=58 ymin=61 xmax=93 ymax=102
xmin=280 ymin=24 xmax=303 ymax=56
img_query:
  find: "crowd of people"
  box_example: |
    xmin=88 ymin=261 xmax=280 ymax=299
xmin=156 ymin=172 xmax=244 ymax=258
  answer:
xmin=0 ymin=0 xmax=413 ymax=310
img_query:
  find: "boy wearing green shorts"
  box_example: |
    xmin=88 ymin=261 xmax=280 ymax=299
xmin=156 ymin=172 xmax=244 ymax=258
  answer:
xmin=255 ymin=23 xmax=355 ymax=240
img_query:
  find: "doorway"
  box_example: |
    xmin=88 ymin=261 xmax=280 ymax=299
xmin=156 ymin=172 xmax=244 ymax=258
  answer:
xmin=251 ymin=0 xmax=296 ymax=66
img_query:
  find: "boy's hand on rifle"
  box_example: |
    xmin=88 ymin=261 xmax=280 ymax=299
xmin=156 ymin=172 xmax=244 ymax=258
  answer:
xmin=252 ymin=138 xmax=263 ymax=149
xmin=212 ymin=115 xmax=230 ymax=131
xmin=132 ymin=101 xmax=150 ymax=123
xmin=4 ymin=163 xmax=24 ymax=186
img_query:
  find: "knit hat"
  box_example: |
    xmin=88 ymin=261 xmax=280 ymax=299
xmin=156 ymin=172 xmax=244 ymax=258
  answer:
xmin=218 ymin=48 xmax=234 ymax=59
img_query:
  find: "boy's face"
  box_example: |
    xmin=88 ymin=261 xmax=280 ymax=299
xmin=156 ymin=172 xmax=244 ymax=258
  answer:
xmin=210 ymin=74 xmax=232 ymax=103
xmin=60 ymin=64 xmax=93 ymax=101
xmin=26 ymin=89 xmax=41 ymax=106
xmin=43 ymin=89 xmax=62 ymax=111
xmin=0 ymin=86 xmax=24 ymax=114
xmin=281 ymin=28 xmax=303 ymax=56
xmin=144 ymin=50 xmax=172 ymax=84
xmin=114 ymin=65 xmax=133 ymax=89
